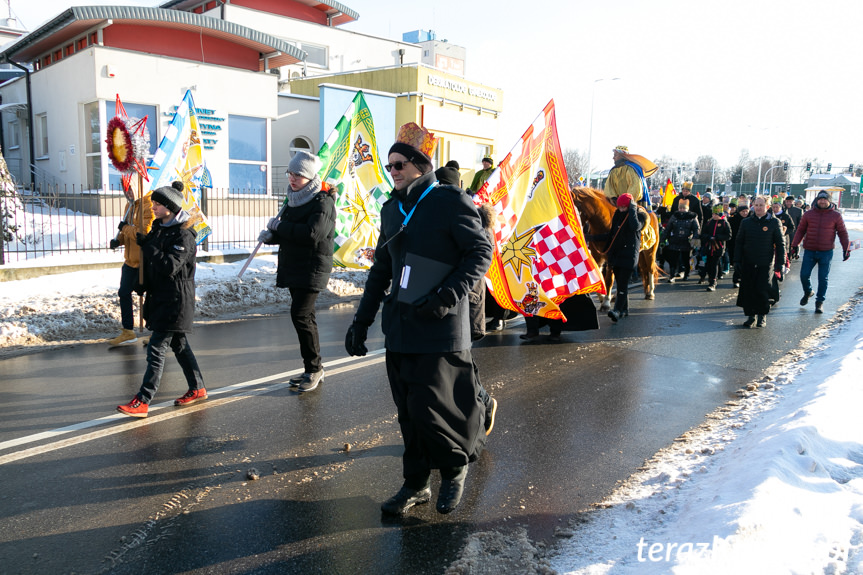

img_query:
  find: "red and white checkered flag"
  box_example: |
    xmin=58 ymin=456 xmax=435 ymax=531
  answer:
xmin=531 ymin=215 xmax=601 ymax=298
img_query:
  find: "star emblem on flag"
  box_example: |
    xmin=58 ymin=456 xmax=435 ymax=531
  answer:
xmin=342 ymin=186 xmax=374 ymax=236
xmin=500 ymin=226 xmax=540 ymax=280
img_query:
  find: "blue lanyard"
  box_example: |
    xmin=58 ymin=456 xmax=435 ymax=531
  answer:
xmin=398 ymin=181 xmax=438 ymax=227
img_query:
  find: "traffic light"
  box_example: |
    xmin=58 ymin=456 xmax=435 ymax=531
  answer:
xmin=677 ymin=166 xmax=681 ymax=174
xmin=849 ymin=164 xmax=854 ymax=173
xmin=827 ymin=163 xmax=832 ymax=172
xmin=783 ymin=161 xmax=788 ymax=171
xmin=806 ymin=162 xmax=812 ymax=171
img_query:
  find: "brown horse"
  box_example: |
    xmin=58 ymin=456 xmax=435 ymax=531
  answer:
xmin=570 ymin=186 xmax=660 ymax=310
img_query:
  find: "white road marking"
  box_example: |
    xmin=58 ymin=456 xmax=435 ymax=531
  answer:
xmin=0 ymin=350 xmax=386 ymax=465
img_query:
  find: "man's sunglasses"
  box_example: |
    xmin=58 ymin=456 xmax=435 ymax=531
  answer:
xmin=385 ymin=160 xmax=413 ymax=172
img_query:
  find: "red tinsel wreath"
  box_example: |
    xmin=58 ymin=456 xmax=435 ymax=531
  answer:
xmin=106 ymin=116 xmax=134 ymax=172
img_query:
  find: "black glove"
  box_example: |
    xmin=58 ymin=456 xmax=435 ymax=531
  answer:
xmin=118 ymin=221 xmax=128 ymax=231
xmin=416 ymin=291 xmax=450 ymax=320
xmin=109 ymin=238 xmax=121 ymax=250
xmin=135 ymin=232 xmax=147 ymax=246
xmin=844 ymin=250 xmax=851 ymax=261
xmin=790 ymin=246 xmax=799 ymax=259
xmin=345 ymin=322 xmax=368 ymax=356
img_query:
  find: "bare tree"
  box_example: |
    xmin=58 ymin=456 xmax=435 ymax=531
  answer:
xmin=693 ymin=155 xmax=720 ymax=186
xmin=562 ymin=148 xmax=587 ymax=187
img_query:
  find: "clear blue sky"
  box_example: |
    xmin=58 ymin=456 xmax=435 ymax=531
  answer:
xmin=12 ymin=0 xmax=862 ymax=175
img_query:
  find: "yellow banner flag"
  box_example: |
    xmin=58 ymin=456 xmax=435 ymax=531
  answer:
xmin=475 ymin=100 xmax=605 ymax=322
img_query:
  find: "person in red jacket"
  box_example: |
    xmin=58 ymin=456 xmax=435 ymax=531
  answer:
xmin=790 ymin=190 xmax=850 ymax=314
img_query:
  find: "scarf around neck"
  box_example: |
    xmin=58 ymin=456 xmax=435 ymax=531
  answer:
xmin=287 ymin=177 xmax=322 ymax=207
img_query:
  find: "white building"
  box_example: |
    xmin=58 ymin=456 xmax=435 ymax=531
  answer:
xmin=0 ymin=0 xmax=500 ymax=196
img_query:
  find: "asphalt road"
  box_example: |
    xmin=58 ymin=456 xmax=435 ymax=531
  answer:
xmin=1 ymin=241 xmax=861 ymax=575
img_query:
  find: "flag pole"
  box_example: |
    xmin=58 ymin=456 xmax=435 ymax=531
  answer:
xmin=238 ymin=203 xmax=287 ymax=279
xmin=137 ymin=172 xmax=144 ymax=330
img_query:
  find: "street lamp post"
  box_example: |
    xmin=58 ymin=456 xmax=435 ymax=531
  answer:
xmin=585 ymin=77 xmax=620 ymax=188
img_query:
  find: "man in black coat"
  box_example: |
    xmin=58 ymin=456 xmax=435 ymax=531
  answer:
xmin=118 ymin=182 xmax=206 ymax=418
xmin=345 ymin=123 xmax=492 ymax=516
xmin=734 ymin=196 xmax=786 ymax=328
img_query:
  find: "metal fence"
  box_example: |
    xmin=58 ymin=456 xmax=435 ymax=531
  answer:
xmin=0 ymin=183 xmax=289 ymax=264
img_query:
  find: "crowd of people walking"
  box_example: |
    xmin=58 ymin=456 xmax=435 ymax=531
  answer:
xmin=655 ymin=185 xmax=851 ymax=327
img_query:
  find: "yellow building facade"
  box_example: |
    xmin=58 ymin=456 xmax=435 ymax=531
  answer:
xmin=288 ymin=64 xmax=504 ymax=186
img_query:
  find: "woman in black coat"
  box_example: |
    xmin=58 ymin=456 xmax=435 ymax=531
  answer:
xmin=602 ymin=193 xmax=645 ymax=322
xmin=734 ymin=196 xmax=785 ymax=328
xmin=263 ymin=151 xmax=336 ymax=392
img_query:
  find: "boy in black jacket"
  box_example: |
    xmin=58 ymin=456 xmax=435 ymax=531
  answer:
xmin=700 ymin=204 xmax=732 ymax=291
xmin=118 ymin=182 xmax=206 ymax=418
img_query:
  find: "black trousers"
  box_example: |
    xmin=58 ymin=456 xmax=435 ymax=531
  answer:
xmin=385 ymin=350 xmax=486 ymax=485
xmin=705 ymin=253 xmax=723 ymax=284
xmin=289 ymin=287 xmax=322 ymax=374
xmin=667 ymin=248 xmax=691 ymax=278
xmin=613 ymin=266 xmax=633 ymax=313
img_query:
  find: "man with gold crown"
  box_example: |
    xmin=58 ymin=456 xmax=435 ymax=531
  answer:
xmin=605 ymin=145 xmax=658 ymax=211
xmin=344 ymin=122 xmax=493 ymax=516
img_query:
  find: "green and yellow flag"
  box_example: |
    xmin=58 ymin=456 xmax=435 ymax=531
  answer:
xmin=316 ymin=92 xmax=392 ymax=268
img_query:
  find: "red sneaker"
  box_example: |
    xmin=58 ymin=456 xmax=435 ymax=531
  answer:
xmin=117 ymin=397 xmax=148 ymax=418
xmin=174 ymin=388 xmax=208 ymax=406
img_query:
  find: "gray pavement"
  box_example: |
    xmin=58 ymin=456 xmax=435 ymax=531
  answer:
xmin=0 ymin=236 xmax=861 ymax=574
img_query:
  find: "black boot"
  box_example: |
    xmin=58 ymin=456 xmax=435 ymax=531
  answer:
xmin=743 ymin=315 xmax=756 ymax=328
xmin=436 ymin=466 xmax=467 ymax=514
xmin=756 ymin=314 xmax=766 ymax=328
xmin=381 ymin=482 xmax=431 ymax=515
xmin=815 ymin=301 xmax=824 ymax=314
xmin=607 ymin=309 xmax=620 ymax=322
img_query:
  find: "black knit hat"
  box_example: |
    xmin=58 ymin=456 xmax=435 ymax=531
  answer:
xmin=388 ymin=142 xmax=432 ymax=171
xmin=151 ymin=181 xmax=185 ymax=214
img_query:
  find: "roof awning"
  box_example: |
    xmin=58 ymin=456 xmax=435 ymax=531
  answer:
xmin=159 ymin=0 xmax=359 ymax=25
xmin=0 ymin=102 xmax=27 ymax=113
xmin=0 ymin=6 xmax=306 ymax=68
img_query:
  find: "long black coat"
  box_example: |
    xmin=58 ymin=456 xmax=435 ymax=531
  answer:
xmin=140 ymin=214 xmax=198 ymax=333
xmin=355 ymin=171 xmax=492 ymax=353
xmin=734 ymin=211 xmax=785 ymax=316
xmin=605 ymin=204 xmax=646 ymax=270
xmin=271 ymin=191 xmax=336 ymax=292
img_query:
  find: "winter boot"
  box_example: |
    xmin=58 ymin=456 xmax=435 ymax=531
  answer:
xmin=381 ymin=484 xmax=431 ymax=515
xmin=815 ymin=301 xmax=824 ymax=314
xmin=756 ymin=315 xmax=767 ymax=328
xmin=706 ymin=283 xmax=716 ymax=291
xmin=108 ymin=329 xmax=138 ymax=347
xmin=743 ymin=315 xmax=756 ymax=328
xmin=437 ymin=466 xmax=467 ymax=514
xmin=607 ymin=309 xmax=620 ymax=323
xmin=800 ymin=290 xmax=815 ymax=306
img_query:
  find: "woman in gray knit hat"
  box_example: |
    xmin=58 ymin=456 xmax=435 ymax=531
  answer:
xmin=261 ymin=150 xmax=336 ymax=392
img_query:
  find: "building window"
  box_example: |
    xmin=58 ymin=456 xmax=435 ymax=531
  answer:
xmin=286 ymin=39 xmax=328 ymax=68
xmin=229 ymin=114 xmax=267 ymax=193
xmin=35 ymin=114 xmax=49 ymax=158
xmin=7 ymin=118 xmax=20 ymax=149
xmin=475 ymin=144 xmax=491 ymax=168
xmin=289 ymin=136 xmax=311 ymax=158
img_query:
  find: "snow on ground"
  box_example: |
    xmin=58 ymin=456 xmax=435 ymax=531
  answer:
xmin=0 ymin=253 xmax=367 ymax=356
xmin=2 ymin=214 xmax=863 ymax=574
